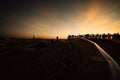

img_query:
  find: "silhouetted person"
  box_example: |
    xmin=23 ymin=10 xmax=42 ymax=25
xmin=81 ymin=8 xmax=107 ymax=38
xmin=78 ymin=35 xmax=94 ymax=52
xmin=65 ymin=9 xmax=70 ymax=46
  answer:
xmin=33 ymin=35 xmax=35 ymax=39
xmin=56 ymin=36 xmax=59 ymax=40
xmin=107 ymin=33 xmax=111 ymax=39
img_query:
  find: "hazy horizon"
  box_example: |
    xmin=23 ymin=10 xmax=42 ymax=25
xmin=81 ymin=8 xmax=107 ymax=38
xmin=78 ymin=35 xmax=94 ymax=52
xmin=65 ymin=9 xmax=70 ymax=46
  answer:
xmin=0 ymin=0 xmax=120 ymax=39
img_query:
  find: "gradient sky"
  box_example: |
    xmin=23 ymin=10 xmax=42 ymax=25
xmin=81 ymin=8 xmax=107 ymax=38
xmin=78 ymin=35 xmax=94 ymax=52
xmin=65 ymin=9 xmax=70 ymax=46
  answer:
xmin=0 ymin=0 xmax=120 ymax=38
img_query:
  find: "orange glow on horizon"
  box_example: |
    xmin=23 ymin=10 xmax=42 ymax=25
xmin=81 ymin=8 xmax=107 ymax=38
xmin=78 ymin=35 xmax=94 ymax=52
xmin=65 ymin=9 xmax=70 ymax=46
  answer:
xmin=1 ymin=0 xmax=120 ymax=38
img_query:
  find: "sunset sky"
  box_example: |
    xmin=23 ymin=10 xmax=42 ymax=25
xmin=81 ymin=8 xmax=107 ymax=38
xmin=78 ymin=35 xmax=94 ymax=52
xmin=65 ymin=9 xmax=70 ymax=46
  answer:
xmin=0 ymin=0 xmax=120 ymax=39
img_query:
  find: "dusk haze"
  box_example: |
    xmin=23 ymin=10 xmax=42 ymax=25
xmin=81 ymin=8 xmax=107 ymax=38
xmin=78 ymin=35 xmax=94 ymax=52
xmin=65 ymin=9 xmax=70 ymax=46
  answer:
xmin=0 ymin=0 xmax=120 ymax=38
xmin=0 ymin=0 xmax=120 ymax=80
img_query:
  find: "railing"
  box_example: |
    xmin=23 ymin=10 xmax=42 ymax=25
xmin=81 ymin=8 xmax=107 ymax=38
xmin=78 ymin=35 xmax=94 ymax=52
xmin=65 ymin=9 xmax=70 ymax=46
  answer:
xmin=81 ymin=37 xmax=120 ymax=80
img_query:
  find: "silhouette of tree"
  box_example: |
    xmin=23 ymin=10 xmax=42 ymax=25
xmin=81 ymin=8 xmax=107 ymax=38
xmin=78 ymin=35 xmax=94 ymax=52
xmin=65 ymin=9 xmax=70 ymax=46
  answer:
xmin=67 ymin=33 xmax=120 ymax=41
xmin=102 ymin=33 xmax=107 ymax=39
xmin=95 ymin=34 xmax=99 ymax=38
xmin=99 ymin=34 xmax=102 ymax=39
xmin=113 ymin=33 xmax=120 ymax=40
xmin=71 ymin=35 xmax=75 ymax=39
xmin=85 ymin=34 xmax=90 ymax=38
xmin=91 ymin=34 xmax=95 ymax=38
xmin=67 ymin=35 xmax=72 ymax=40
xmin=78 ymin=35 xmax=81 ymax=38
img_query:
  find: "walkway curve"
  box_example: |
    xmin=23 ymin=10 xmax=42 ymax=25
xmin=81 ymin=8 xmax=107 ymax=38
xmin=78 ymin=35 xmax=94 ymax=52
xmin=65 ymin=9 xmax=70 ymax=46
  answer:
xmin=81 ymin=37 xmax=120 ymax=80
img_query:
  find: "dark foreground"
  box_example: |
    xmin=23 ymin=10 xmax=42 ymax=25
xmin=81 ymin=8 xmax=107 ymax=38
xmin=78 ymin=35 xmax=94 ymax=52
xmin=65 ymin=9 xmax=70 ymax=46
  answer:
xmin=0 ymin=38 xmax=113 ymax=80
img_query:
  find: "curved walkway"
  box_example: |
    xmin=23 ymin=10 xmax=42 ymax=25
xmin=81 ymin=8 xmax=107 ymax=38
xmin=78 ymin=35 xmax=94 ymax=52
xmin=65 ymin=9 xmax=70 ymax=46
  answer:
xmin=81 ymin=37 xmax=120 ymax=80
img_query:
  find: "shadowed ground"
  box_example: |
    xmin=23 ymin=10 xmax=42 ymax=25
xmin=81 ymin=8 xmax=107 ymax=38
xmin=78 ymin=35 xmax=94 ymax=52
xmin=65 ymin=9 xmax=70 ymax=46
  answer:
xmin=0 ymin=38 xmax=112 ymax=80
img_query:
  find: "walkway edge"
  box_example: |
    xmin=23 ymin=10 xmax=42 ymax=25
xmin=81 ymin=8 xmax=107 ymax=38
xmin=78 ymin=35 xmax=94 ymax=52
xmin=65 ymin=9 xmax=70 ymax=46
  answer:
xmin=81 ymin=37 xmax=120 ymax=80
